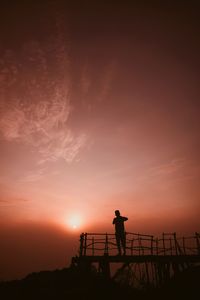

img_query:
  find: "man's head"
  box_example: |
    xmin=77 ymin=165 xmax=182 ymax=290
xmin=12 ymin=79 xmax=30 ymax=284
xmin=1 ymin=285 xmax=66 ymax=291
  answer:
xmin=115 ymin=210 xmax=120 ymax=217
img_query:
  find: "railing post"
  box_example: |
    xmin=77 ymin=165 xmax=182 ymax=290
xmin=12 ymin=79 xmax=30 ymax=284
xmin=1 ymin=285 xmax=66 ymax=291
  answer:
xmin=131 ymin=239 xmax=134 ymax=255
xmin=92 ymin=237 xmax=95 ymax=256
xmin=141 ymin=237 xmax=144 ymax=255
xmin=156 ymin=238 xmax=159 ymax=255
xmin=151 ymin=236 xmax=153 ymax=255
xmin=104 ymin=233 xmax=109 ymax=255
xmin=79 ymin=233 xmax=84 ymax=256
xmin=195 ymin=232 xmax=200 ymax=255
xmin=138 ymin=234 xmax=141 ymax=256
xmin=162 ymin=233 xmax=166 ymax=255
xmin=170 ymin=238 xmax=172 ymax=255
xmin=182 ymin=237 xmax=186 ymax=255
xmin=84 ymin=233 xmax=87 ymax=256
xmin=174 ymin=233 xmax=178 ymax=255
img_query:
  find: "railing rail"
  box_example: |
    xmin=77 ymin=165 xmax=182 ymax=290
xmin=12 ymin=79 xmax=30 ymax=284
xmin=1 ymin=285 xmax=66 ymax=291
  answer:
xmin=79 ymin=232 xmax=200 ymax=257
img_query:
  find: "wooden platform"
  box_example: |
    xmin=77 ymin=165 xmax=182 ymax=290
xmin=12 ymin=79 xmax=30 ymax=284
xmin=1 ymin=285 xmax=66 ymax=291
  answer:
xmin=71 ymin=232 xmax=200 ymax=285
xmin=74 ymin=254 xmax=200 ymax=264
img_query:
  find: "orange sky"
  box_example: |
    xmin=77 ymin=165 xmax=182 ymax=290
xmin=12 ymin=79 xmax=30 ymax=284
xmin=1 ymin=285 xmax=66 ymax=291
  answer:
xmin=0 ymin=1 xmax=200 ymax=280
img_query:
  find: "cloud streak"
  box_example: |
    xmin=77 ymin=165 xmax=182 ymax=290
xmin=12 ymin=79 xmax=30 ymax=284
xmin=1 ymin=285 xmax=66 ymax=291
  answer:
xmin=0 ymin=36 xmax=87 ymax=165
xmin=0 ymin=197 xmax=30 ymax=206
xmin=149 ymin=158 xmax=186 ymax=177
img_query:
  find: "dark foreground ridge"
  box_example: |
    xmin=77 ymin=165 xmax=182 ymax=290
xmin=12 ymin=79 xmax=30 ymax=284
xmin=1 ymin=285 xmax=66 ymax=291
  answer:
xmin=0 ymin=265 xmax=200 ymax=300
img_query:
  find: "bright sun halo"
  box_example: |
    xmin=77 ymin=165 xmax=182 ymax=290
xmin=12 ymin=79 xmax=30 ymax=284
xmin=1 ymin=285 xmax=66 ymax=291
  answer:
xmin=68 ymin=214 xmax=82 ymax=230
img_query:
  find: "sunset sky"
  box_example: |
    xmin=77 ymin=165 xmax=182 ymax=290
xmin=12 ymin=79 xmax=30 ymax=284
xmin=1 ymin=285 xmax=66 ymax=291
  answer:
xmin=0 ymin=0 xmax=200 ymax=280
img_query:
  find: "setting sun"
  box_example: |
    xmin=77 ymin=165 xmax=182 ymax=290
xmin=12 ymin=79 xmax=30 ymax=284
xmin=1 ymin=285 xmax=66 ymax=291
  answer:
xmin=68 ymin=214 xmax=82 ymax=230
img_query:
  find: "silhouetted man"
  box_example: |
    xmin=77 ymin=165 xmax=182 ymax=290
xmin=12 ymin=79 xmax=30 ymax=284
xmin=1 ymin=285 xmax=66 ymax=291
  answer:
xmin=113 ymin=210 xmax=128 ymax=255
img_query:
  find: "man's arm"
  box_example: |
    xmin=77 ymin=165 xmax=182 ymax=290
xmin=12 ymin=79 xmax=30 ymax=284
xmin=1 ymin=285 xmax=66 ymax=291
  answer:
xmin=112 ymin=218 xmax=116 ymax=224
xmin=123 ymin=217 xmax=128 ymax=221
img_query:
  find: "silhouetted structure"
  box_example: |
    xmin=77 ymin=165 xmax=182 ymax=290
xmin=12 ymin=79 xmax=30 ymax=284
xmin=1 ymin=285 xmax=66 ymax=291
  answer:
xmin=73 ymin=232 xmax=200 ymax=288
xmin=113 ymin=210 xmax=128 ymax=255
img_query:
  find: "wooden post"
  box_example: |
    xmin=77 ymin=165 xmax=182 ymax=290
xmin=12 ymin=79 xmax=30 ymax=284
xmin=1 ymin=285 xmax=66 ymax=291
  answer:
xmin=169 ymin=238 xmax=172 ymax=255
xmin=151 ymin=262 xmax=157 ymax=286
xmin=131 ymin=239 xmax=133 ymax=256
xmin=84 ymin=233 xmax=87 ymax=256
xmin=79 ymin=233 xmax=84 ymax=256
xmin=142 ymin=237 xmax=144 ymax=255
xmin=182 ymin=237 xmax=186 ymax=255
xmin=156 ymin=238 xmax=159 ymax=255
xmin=138 ymin=235 xmax=141 ymax=255
xmin=195 ymin=232 xmax=200 ymax=255
xmin=99 ymin=257 xmax=110 ymax=279
xmin=151 ymin=236 xmax=153 ymax=255
xmin=145 ymin=262 xmax=150 ymax=285
xmin=104 ymin=233 xmax=109 ymax=255
xmin=154 ymin=262 xmax=159 ymax=286
xmin=174 ymin=233 xmax=178 ymax=255
xmin=162 ymin=233 xmax=166 ymax=255
xmin=92 ymin=237 xmax=94 ymax=256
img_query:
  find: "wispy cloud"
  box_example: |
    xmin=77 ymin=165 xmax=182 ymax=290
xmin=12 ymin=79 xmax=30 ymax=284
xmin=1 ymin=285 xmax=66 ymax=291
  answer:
xmin=0 ymin=35 xmax=87 ymax=165
xmin=20 ymin=168 xmax=46 ymax=183
xmin=134 ymin=158 xmax=197 ymax=190
xmin=0 ymin=196 xmax=30 ymax=206
xmin=148 ymin=158 xmax=186 ymax=177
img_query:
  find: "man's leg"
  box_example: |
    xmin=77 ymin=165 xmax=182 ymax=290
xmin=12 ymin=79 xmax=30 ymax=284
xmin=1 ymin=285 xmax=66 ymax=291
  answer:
xmin=115 ymin=234 xmax=121 ymax=255
xmin=121 ymin=232 xmax=126 ymax=255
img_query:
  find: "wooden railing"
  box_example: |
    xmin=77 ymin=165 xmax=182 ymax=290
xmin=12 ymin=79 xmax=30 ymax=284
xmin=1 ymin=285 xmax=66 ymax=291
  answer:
xmin=79 ymin=232 xmax=200 ymax=256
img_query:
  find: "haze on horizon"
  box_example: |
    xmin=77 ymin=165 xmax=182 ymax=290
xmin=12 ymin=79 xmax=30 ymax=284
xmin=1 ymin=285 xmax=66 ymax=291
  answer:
xmin=0 ymin=1 xmax=199 ymax=280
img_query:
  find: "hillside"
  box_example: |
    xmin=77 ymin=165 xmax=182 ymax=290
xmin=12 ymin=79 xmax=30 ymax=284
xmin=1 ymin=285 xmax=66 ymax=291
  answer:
xmin=0 ymin=265 xmax=200 ymax=300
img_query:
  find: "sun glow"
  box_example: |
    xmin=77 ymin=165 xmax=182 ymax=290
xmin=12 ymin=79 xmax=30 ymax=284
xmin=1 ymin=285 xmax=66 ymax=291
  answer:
xmin=68 ymin=214 xmax=82 ymax=230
